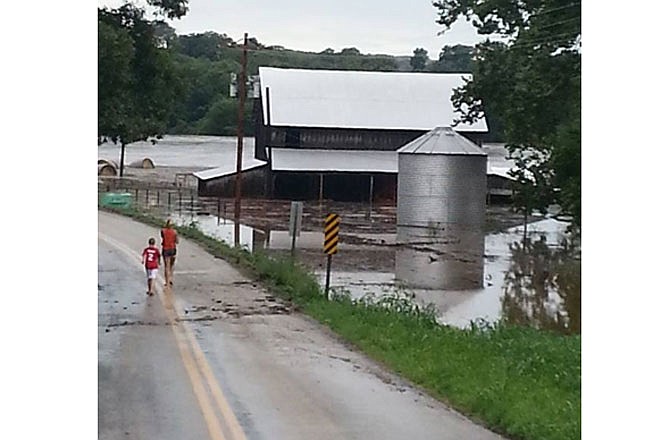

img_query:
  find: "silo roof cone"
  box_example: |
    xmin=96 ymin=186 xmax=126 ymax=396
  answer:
xmin=397 ymin=127 xmax=487 ymax=156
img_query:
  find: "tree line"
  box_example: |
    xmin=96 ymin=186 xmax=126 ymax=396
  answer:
xmin=98 ymin=0 xmax=580 ymax=231
xmin=159 ymin=29 xmax=476 ymax=136
xmin=98 ymin=2 xmax=477 ymax=140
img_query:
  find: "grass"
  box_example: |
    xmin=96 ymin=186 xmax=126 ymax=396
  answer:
xmin=101 ymin=205 xmax=581 ymax=440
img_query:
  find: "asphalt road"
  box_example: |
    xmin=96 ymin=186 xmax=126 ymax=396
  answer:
xmin=98 ymin=211 xmax=505 ymax=440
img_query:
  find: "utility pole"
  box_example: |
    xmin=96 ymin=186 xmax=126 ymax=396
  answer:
xmin=119 ymin=143 xmax=126 ymax=178
xmin=234 ymin=32 xmax=248 ymax=240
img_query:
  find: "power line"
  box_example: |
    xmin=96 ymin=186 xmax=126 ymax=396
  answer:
xmin=530 ymin=2 xmax=581 ymax=18
xmin=474 ymin=32 xmax=579 ymax=52
xmin=512 ymin=32 xmax=580 ymax=49
xmin=535 ymin=16 xmax=581 ymax=31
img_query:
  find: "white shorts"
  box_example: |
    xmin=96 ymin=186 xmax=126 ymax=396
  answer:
xmin=146 ymin=268 xmax=158 ymax=280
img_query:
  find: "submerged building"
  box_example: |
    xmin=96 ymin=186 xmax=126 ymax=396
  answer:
xmin=195 ymin=67 xmax=514 ymax=201
xmin=254 ymin=67 xmax=489 ymax=201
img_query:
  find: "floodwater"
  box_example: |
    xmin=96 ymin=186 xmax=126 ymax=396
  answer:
xmin=167 ymin=209 xmax=580 ymax=335
xmin=104 ymin=135 xmax=580 ymax=335
xmin=97 ymin=135 xmax=256 ymax=169
xmin=318 ymin=217 xmax=580 ymax=335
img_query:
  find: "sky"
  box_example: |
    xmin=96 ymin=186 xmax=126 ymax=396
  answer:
xmin=98 ymin=0 xmax=488 ymax=59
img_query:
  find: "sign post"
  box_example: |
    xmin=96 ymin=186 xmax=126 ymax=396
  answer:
xmin=289 ymin=201 xmax=303 ymax=257
xmin=323 ymin=213 xmax=340 ymax=298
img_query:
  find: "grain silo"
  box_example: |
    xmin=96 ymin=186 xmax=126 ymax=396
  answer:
xmin=395 ymin=127 xmax=487 ymax=290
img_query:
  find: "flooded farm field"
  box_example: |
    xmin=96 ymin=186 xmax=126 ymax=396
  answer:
xmin=99 ymin=135 xmax=581 ymax=335
xmin=147 ymin=199 xmax=580 ymax=335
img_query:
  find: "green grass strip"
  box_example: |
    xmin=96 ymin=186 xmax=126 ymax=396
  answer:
xmin=101 ymin=206 xmax=581 ymax=440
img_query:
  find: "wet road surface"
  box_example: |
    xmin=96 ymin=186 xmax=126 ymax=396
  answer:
xmin=98 ymin=244 xmax=211 ymax=440
xmin=98 ymin=211 xmax=506 ymax=440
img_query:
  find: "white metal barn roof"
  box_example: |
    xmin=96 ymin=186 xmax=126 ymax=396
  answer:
xmin=270 ymin=147 xmax=513 ymax=177
xmin=192 ymin=159 xmax=266 ymax=181
xmin=270 ymin=148 xmax=398 ymax=173
xmin=258 ymin=67 xmax=488 ymax=132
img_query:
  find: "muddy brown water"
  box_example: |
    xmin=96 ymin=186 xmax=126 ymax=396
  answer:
xmin=124 ymin=196 xmax=579 ymax=335
xmin=98 ymin=141 xmax=580 ymax=335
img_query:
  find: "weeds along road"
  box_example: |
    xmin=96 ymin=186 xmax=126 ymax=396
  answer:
xmin=98 ymin=211 xmax=505 ymax=440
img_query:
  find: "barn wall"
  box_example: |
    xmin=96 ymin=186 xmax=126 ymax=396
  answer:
xmin=255 ymin=123 xmax=486 ymax=154
xmin=272 ymin=172 xmax=397 ymax=202
xmin=487 ymin=175 xmax=514 ymax=192
xmin=197 ymin=167 xmax=266 ymax=197
xmin=268 ymin=127 xmax=424 ymax=151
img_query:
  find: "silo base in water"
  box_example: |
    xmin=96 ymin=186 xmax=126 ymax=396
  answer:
xmin=395 ymin=224 xmax=484 ymax=290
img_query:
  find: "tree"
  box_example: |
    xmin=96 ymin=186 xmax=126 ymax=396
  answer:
xmin=410 ymin=47 xmax=428 ymax=71
xmin=175 ymin=31 xmax=235 ymax=60
xmin=340 ymin=47 xmax=361 ymax=56
xmin=434 ymin=0 xmax=581 ymax=232
xmin=98 ymin=1 xmax=189 ymax=176
xmin=146 ymin=0 xmax=189 ymax=19
xmin=152 ymin=20 xmax=178 ymax=49
xmin=247 ymin=36 xmax=264 ymax=50
xmin=196 ymin=98 xmax=253 ymax=135
xmin=429 ymin=44 xmax=473 ymax=72
xmin=98 ymin=21 xmax=134 ymax=146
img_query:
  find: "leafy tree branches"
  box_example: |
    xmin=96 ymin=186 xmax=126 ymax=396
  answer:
xmin=410 ymin=48 xmax=428 ymax=71
xmin=434 ymin=0 xmax=581 ymax=231
xmin=98 ymin=1 xmax=188 ymax=175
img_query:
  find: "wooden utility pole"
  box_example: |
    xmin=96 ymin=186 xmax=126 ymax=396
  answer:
xmin=119 ymin=143 xmax=126 ymax=177
xmin=234 ymin=33 xmax=248 ymax=229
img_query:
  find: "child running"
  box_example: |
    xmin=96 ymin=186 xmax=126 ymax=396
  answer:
xmin=141 ymin=237 xmax=161 ymax=296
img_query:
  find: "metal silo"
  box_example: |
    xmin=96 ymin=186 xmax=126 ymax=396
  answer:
xmin=396 ymin=127 xmax=487 ymax=290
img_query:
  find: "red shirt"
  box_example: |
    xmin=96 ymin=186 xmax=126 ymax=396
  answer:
xmin=161 ymin=228 xmax=177 ymax=250
xmin=142 ymin=246 xmax=160 ymax=269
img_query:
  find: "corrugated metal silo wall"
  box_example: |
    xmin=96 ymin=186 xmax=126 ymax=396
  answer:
xmin=397 ymin=154 xmax=487 ymax=228
xmin=396 ymin=153 xmax=487 ymax=290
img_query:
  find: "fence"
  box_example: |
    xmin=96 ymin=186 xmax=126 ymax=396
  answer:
xmin=98 ymin=176 xmax=399 ymax=234
xmin=98 ymin=177 xmax=234 ymax=221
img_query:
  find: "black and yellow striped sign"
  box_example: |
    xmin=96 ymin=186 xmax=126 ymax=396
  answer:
xmin=324 ymin=213 xmax=340 ymax=255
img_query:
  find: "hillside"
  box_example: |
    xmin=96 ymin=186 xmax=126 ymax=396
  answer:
xmin=159 ymin=27 xmax=476 ymax=136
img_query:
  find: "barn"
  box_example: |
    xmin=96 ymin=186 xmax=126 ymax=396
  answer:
xmin=194 ymin=67 xmax=515 ymax=201
xmin=252 ymin=67 xmax=492 ymax=201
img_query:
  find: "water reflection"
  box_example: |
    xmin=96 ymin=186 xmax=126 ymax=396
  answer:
xmin=169 ymin=213 xmax=263 ymax=252
xmin=320 ymin=218 xmax=580 ymax=335
xmin=501 ymin=236 xmax=581 ymax=334
xmin=163 ymin=210 xmax=581 ymax=335
xmin=395 ymin=225 xmax=485 ymax=290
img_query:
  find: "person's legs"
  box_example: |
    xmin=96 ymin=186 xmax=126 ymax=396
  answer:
xmin=163 ymin=262 xmax=170 ymax=286
xmin=162 ymin=250 xmax=176 ymax=285
xmin=168 ymin=255 xmax=176 ymax=284
xmin=146 ymin=269 xmax=152 ymax=295
xmin=163 ymin=250 xmax=171 ymax=286
xmin=147 ymin=269 xmax=157 ymax=295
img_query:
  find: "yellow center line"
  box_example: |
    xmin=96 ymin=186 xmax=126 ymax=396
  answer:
xmin=162 ymin=303 xmax=227 ymax=440
xmin=166 ymin=288 xmax=248 ymax=440
xmin=99 ymin=233 xmax=247 ymax=440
